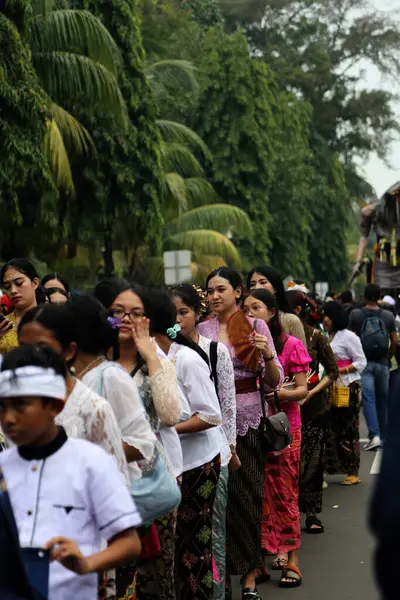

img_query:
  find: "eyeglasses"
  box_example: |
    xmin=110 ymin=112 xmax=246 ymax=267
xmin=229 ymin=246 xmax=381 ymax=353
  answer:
xmin=110 ymin=308 xmax=145 ymax=322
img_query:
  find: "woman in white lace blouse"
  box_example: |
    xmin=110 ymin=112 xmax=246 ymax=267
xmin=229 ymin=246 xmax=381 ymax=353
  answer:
xmin=94 ymin=278 xmax=182 ymax=600
xmin=171 ymin=283 xmax=237 ymax=600
xmin=17 ymin=304 xmax=129 ymax=479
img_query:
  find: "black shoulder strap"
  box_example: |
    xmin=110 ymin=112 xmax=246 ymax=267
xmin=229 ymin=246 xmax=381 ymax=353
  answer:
xmin=210 ymin=341 xmax=219 ymax=397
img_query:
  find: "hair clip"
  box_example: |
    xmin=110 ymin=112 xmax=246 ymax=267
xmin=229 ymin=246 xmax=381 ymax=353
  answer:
xmin=166 ymin=324 xmax=181 ymax=340
xmin=192 ymin=285 xmax=208 ymax=314
xmin=107 ymin=316 xmax=120 ymax=330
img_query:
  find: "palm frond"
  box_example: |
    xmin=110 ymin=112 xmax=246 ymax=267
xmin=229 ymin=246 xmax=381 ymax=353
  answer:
xmin=191 ymin=256 xmax=227 ymax=282
xmin=33 ymin=52 xmax=128 ymax=129
xmin=50 ymin=103 xmax=96 ymax=157
xmin=160 ymin=142 xmax=204 ymax=178
xmin=157 ymin=120 xmax=210 ymax=159
xmin=171 ymin=204 xmax=253 ymax=236
xmin=31 ymin=0 xmax=53 ymax=20
xmin=30 ymin=10 xmax=121 ymax=75
xmin=161 ymin=172 xmax=188 ymax=213
xmin=184 ymin=178 xmax=220 ymax=207
xmin=145 ymin=59 xmax=198 ymax=99
xmin=167 ymin=230 xmax=242 ymax=266
xmin=45 ymin=119 xmax=75 ymax=194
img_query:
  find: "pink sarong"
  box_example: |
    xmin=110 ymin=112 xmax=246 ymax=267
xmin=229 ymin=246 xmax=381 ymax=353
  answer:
xmin=261 ymin=427 xmax=302 ymax=554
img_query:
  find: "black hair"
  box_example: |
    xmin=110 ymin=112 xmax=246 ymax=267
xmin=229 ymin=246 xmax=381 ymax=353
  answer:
xmin=286 ymin=290 xmax=308 ymax=319
xmin=206 ymin=267 xmax=244 ymax=304
xmin=94 ymin=277 xmax=144 ymax=310
xmin=323 ymin=301 xmax=348 ymax=331
xmin=246 ymin=266 xmax=294 ymax=314
xmin=19 ymin=304 xmax=75 ymax=350
xmin=0 ymin=258 xmax=39 ymax=284
xmin=65 ymin=294 xmax=119 ymax=357
xmin=143 ymin=288 xmax=210 ymax=365
xmin=246 ymin=289 xmax=285 ymax=354
xmin=1 ymin=344 xmax=67 ymax=380
xmin=41 ymin=272 xmax=70 ymax=295
xmin=0 ymin=258 xmax=44 ymax=306
xmin=364 ymin=283 xmax=381 ymax=303
xmin=339 ymin=290 xmax=353 ymax=305
xmin=170 ymin=283 xmax=203 ymax=314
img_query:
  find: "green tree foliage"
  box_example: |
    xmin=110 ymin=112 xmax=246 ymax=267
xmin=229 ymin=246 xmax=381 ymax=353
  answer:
xmin=65 ymin=0 xmax=162 ymax=276
xmin=196 ymin=29 xmax=277 ymax=269
xmin=0 ymin=5 xmax=53 ymax=254
xmin=180 ymin=0 xmax=224 ymax=28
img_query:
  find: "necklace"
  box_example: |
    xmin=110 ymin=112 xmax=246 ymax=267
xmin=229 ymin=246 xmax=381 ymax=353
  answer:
xmin=76 ymin=356 xmax=105 ymax=379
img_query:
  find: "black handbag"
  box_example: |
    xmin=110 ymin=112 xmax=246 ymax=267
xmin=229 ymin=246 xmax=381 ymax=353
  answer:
xmin=259 ymin=366 xmax=293 ymax=453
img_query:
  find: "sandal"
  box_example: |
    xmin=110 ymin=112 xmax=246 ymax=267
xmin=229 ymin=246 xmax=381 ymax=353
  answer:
xmin=305 ymin=515 xmax=324 ymax=534
xmin=341 ymin=475 xmax=361 ymax=486
xmin=279 ymin=564 xmax=302 ymax=588
xmin=242 ymin=588 xmax=262 ymax=600
xmin=272 ymin=555 xmax=288 ymax=570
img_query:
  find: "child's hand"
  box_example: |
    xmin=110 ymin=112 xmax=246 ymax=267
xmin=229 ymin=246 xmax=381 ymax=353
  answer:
xmin=45 ymin=536 xmax=90 ymax=575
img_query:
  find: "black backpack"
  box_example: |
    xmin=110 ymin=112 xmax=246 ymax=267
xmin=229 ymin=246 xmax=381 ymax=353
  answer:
xmin=360 ymin=308 xmax=389 ymax=361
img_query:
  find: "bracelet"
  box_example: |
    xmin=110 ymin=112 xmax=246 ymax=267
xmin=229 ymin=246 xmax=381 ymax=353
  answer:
xmin=265 ymin=353 xmax=275 ymax=362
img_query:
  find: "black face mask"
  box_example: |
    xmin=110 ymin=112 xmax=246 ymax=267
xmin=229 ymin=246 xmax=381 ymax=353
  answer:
xmin=45 ymin=287 xmax=68 ymax=303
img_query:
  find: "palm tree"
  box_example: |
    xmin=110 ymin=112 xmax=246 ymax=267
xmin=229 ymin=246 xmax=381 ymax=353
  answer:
xmin=29 ymin=0 xmax=128 ymax=193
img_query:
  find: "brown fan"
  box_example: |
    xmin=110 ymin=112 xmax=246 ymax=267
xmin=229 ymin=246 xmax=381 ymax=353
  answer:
xmin=226 ymin=310 xmax=260 ymax=374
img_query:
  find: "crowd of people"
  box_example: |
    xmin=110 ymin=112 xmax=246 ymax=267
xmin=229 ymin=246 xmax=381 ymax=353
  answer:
xmin=0 ymin=257 xmax=395 ymax=600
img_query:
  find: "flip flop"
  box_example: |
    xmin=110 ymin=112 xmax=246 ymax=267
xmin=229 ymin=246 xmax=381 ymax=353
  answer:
xmin=341 ymin=475 xmax=361 ymax=486
xmin=279 ymin=564 xmax=302 ymax=588
xmin=305 ymin=515 xmax=324 ymax=534
xmin=272 ymin=555 xmax=288 ymax=570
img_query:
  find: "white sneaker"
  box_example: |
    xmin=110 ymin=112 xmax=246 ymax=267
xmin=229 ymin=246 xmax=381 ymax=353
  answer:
xmin=363 ymin=436 xmax=381 ymax=451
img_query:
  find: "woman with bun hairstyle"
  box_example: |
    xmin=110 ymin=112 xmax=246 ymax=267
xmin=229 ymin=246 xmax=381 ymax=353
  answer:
xmin=247 ymin=266 xmax=306 ymax=346
xmin=170 ymin=282 xmax=237 ymax=600
xmin=18 ymin=303 xmax=128 ymax=479
xmin=94 ymin=277 xmax=182 ymax=600
xmin=0 ymin=258 xmax=42 ymax=354
xmin=144 ymin=289 xmax=222 ymax=600
xmin=198 ymin=267 xmax=283 ymax=600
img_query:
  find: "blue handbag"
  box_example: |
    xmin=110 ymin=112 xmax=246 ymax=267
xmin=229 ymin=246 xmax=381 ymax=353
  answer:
xmin=130 ymin=454 xmax=181 ymax=523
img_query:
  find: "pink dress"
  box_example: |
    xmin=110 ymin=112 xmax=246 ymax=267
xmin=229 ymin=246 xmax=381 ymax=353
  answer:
xmin=262 ymin=334 xmax=310 ymax=555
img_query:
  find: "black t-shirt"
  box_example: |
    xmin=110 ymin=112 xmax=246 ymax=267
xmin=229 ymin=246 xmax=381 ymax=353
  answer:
xmin=349 ymin=307 xmax=396 ymax=364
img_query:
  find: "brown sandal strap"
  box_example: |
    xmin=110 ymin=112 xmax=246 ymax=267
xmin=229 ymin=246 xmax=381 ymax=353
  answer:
xmin=282 ymin=565 xmax=302 ymax=579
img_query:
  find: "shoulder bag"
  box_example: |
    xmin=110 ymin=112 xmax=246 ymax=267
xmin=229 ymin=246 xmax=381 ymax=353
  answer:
xmin=99 ymin=363 xmax=182 ymax=522
xmin=254 ymin=320 xmax=293 ymax=453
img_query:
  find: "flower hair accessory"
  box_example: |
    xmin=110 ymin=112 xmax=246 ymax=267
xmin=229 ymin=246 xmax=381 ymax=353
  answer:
xmin=192 ymin=285 xmax=208 ymax=315
xmin=166 ymin=324 xmax=181 ymax=340
xmin=108 ymin=316 xmax=121 ymax=330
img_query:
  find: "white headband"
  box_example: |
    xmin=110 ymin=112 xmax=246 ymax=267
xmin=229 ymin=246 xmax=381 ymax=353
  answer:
xmin=0 ymin=366 xmax=66 ymax=402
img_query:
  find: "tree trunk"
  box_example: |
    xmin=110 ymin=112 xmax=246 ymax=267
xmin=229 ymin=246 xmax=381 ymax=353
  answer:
xmin=103 ymin=228 xmax=114 ymax=277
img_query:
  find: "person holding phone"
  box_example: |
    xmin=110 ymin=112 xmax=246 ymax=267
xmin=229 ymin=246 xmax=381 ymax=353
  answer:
xmin=0 ymin=344 xmax=142 ymax=600
xmin=0 ymin=259 xmax=42 ymax=354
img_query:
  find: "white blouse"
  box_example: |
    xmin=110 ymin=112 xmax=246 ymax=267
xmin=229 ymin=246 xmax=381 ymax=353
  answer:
xmin=55 ymin=379 xmax=129 ymax=482
xmin=0 ymin=436 xmax=141 ymax=600
xmin=133 ymin=359 xmax=183 ymax=478
xmin=83 ymin=361 xmax=157 ymax=482
xmin=330 ymin=329 xmax=367 ymax=386
xmin=168 ymin=343 xmax=222 ymax=472
xmin=197 ymin=335 xmax=236 ymax=467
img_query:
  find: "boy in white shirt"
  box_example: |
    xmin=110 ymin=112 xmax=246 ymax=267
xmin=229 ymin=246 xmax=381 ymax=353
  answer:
xmin=0 ymin=344 xmax=142 ymax=600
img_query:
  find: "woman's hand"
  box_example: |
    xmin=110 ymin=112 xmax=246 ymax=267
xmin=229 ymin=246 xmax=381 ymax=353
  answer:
xmin=132 ymin=318 xmax=157 ymax=362
xmin=229 ymin=452 xmax=241 ymax=472
xmin=45 ymin=537 xmax=89 ymax=575
xmin=0 ymin=317 xmax=13 ymax=340
xmin=250 ymin=332 xmax=274 ymax=360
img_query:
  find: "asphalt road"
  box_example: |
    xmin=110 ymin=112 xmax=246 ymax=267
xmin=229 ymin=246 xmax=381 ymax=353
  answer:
xmin=232 ymin=424 xmax=380 ymax=600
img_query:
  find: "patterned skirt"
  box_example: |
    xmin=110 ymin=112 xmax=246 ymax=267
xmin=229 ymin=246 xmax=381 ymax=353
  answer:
xmin=175 ymin=455 xmax=221 ymax=600
xmin=325 ymin=381 xmax=361 ymax=476
xmin=262 ymin=428 xmax=302 ymax=555
xmin=299 ymin=419 xmax=327 ymax=515
xmin=137 ymin=511 xmax=177 ymax=600
xmin=226 ymin=426 xmax=266 ymax=576
xmin=212 ymin=465 xmax=229 ymax=600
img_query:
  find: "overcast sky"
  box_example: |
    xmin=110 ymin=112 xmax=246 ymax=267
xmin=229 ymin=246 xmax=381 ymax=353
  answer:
xmin=361 ymin=0 xmax=400 ymax=197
